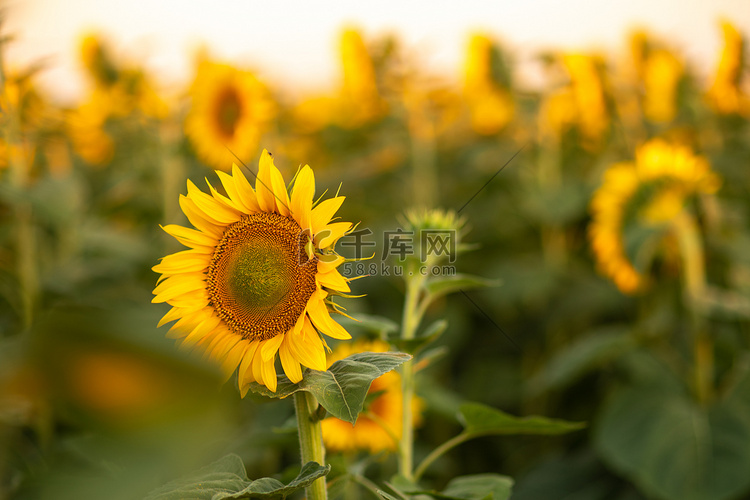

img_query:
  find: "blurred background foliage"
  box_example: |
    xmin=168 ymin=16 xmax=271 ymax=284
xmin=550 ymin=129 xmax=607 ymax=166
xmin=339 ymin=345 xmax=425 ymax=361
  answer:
xmin=1 ymin=16 xmax=749 ymax=500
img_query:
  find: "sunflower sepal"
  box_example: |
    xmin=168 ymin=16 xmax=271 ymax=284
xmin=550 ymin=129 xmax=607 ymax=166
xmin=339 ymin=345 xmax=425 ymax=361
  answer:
xmin=243 ymin=351 xmax=411 ymax=424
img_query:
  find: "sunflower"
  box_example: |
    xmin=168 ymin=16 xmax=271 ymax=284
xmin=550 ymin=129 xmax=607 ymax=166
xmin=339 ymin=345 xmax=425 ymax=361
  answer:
xmin=321 ymin=339 xmax=420 ymax=453
xmin=707 ymin=21 xmax=749 ymax=116
xmin=152 ymin=150 xmax=354 ymax=393
xmin=185 ymin=60 xmax=275 ymax=170
xmin=589 ymin=140 xmax=720 ymax=293
xmin=464 ymin=34 xmax=514 ymax=135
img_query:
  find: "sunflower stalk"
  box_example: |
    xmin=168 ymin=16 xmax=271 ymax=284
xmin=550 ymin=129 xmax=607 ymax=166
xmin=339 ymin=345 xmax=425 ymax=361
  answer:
xmin=672 ymin=211 xmax=713 ymax=406
xmin=398 ymin=269 xmax=428 ymax=481
xmin=294 ymin=391 xmax=328 ymax=500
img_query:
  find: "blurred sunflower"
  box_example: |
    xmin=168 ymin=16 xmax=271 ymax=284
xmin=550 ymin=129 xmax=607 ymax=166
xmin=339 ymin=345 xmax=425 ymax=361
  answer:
xmin=589 ymin=139 xmax=721 ymax=293
xmin=0 ymin=70 xmax=47 ymax=171
xmin=629 ymin=32 xmax=684 ymax=123
xmin=69 ymin=33 xmax=168 ymax=165
xmin=541 ymin=53 xmax=609 ymax=148
xmin=707 ymin=21 xmax=749 ymax=116
xmin=464 ymin=34 xmax=514 ymax=135
xmin=321 ymin=339 xmax=420 ymax=453
xmin=293 ymin=28 xmax=385 ymax=131
xmin=185 ymin=60 xmax=275 ymax=170
xmin=152 ymin=150 xmax=353 ymax=393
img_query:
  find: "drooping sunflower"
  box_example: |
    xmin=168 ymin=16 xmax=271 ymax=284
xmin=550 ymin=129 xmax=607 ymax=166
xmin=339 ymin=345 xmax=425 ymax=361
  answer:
xmin=321 ymin=339 xmax=420 ymax=453
xmin=185 ymin=60 xmax=275 ymax=170
xmin=463 ymin=33 xmax=514 ymax=135
xmin=589 ymin=139 xmax=721 ymax=293
xmin=152 ymin=150 xmax=354 ymax=393
xmin=707 ymin=20 xmax=749 ymax=116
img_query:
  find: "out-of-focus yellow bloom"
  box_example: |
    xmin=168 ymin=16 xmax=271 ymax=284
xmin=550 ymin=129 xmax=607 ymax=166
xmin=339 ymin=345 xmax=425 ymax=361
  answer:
xmin=185 ymin=60 xmax=275 ymax=170
xmin=589 ymin=139 xmax=720 ymax=293
xmin=340 ymin=28 xmax=386 ymax=126
xmin=294 ymin=28 xmax=385 ymax=131
xmin=70 ymin=34 xmax=168 ymax=166
xmin=464 ymin=34 xmax=514 ymax=135
xmin=67 ymin=350 xmax=172 ymax=420
xmin=564 ymin=54 xmax=609 ymax=144
xmin=707 ymin=21 xmax=749 ymax=116
xmin=643 ymin=49 xmax=683 ymax=123
xmin=541 ymin=53 xmax=609 ymax=149
xmin=627 ymin=31 xmax=685 ymax=123
xmin=79 ymin=33 xmax=119 ymax=89
xmin=321 ymin=339 xmax=421 ymax=453
xmin=0 ymin=71 xmax=47 ymax=172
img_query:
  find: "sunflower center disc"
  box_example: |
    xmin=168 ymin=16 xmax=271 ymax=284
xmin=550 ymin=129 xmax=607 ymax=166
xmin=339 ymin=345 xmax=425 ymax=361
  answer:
xmin=207 ymin=212 xmax=317 ymax=341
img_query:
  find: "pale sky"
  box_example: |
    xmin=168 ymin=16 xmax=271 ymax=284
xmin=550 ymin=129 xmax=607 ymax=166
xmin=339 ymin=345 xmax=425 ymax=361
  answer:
xmin=5 ymin=0 xmax=750 ymax=103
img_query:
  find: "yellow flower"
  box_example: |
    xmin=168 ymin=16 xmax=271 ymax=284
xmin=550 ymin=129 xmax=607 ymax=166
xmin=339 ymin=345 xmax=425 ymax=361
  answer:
xmin=152 ymin=150 xmax=354 ymax=393
xmin=707 ymin=21 xmax=749 ymax=116
xmin=541 ymin=53 xmax=608 ymax=148
xmin=589 ymin=140 xmax=720 ymax=293
xmin=293 ymin=29 xmax=385 ymax=131
xmin=185 ymin=60 xmax=275 ymax=170
xmin=464 ymin=34 xmax=514 ymax=135
xmin=321 ymin=339 xmax=420 ymax=453
xmin=340 ymin=28 xmax=384 ymax=124
xmin=643 ymin=49 xmax=683 ymax=123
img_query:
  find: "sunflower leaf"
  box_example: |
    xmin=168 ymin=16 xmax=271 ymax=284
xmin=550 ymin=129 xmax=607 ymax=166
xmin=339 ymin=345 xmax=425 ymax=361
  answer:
xmin=385 ymin=473 xmax=513 ymax=499
xmin=244 ymin=352 xmax=411 ymax=424
xmin=305 ymin=351 xmax=411 ymax=424
xmin=144 ymin=454 xmax=329 ymax=499
xmin=459 ymin=402 xmax=586 ymax=437
xmin=424 ymin=274 xmax=499 ymax=302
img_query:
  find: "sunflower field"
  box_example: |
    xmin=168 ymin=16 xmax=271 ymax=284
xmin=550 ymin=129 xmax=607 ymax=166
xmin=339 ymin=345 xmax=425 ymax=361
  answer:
xmin=2 ymin=17 xmax=750 ymax=500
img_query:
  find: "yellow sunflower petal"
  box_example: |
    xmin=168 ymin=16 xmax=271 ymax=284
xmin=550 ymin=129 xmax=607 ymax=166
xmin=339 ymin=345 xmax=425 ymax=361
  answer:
xmin=279 ymin=336 xmax=303 ymax=383
xmin=161 ymin=224 xmax=217 ymax=250
xmin=290 ymin=165 xmax=315 ymax=230
xmin=238 ymin=340 xmax=260 ymax=390
xmin=231 ymin=164 xmax=261 ymax=212
xmin=179 ymin=196 xmax=225 ymax=237
xmin=220 ymin=339 xmax=250 ymax=381
xmin=307 ymin=295 xmax=352 ymax=340
xmin=310 ymin=196 xmax=345 ymax=236
xmin=318 ymin=254 xmax=345 ymax=274
xmin=262 ymin=357 xmax=278 ymax=392
xmin=269 ymin=162 xmax=292 ymax=217
xmin=256 ymin=149 xmax=278 ymax=212
xmin=187 ymin=179 xmax=242 ymax=224
xmin=261 ymin=333 xmax=285 ymax=362
xmin=316 ymin=221 xmax=352 ymax=249
xmin=317 ymin=269 xmax=351 ymax=292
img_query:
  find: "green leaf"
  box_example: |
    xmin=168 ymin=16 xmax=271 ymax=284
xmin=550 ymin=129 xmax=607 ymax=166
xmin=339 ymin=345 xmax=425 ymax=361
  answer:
xmin=595 ymin=373 xmax=750 ymax=500
xmin=526 ymin=326 xmax=636 ymax=395
xmin=144 ymin=454 xmax=329 ymax=500
xmin=246 ymin=352 xmax=411 ymax=424
xmin=440 ymin=474 xmax=513 ymax=500
xmin=385 ymin=474 xmax=513 ymax=500
xmin=377 ymin=490 xmax=403 ymax=500
xmin=459 ymin=402 xmax=586 ymax=437
xmin=425 ymin=274 xmax=499 ymax=301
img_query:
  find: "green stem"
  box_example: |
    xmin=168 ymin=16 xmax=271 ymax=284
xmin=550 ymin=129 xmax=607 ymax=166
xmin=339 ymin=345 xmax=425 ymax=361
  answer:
xmin=672 ymin=212 xmax=712 ymax=405
xmin=413 ymin=433 xmax=471 ymax=481
xmin=398 ymin=273 xmax=425 ymax=481
xmin=294 ymin=391 xmax=327 ymax=500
